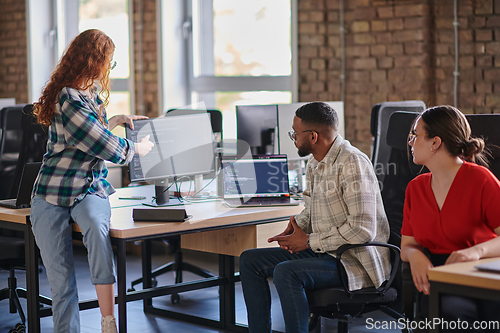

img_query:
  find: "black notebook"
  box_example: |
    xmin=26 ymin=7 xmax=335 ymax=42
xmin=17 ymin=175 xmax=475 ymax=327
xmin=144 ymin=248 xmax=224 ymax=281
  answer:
xmin=133 ymin=208 xmax=192 ymax=222
xmin=0 ymin=162 xmax=41 ymax=209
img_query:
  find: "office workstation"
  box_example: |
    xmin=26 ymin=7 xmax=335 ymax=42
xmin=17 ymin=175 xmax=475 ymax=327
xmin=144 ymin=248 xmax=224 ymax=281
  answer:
xmin=0 ymin=103 xmax=313 ymax=332
xmin=2 ymin=1 xmax=500 ymax=333
xmin=427 ymin=259 xmax=500 ymax=333
xmin=0 ymin=185 xmax=304 ymax=333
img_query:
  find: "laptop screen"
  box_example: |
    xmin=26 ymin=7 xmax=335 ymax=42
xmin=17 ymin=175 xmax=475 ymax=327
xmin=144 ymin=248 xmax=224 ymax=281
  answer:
xmin=221 ymin=155 xmax=290 ymax=199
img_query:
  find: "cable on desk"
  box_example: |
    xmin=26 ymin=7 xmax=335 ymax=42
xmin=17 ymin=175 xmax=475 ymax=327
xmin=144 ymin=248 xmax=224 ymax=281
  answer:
xmin=180 ymin=168 xmax=222 ymax=203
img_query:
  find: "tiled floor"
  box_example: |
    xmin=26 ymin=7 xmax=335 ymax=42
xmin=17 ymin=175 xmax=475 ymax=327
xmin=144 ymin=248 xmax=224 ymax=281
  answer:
xmin=0 ymin=243 xmax=401 ymax=332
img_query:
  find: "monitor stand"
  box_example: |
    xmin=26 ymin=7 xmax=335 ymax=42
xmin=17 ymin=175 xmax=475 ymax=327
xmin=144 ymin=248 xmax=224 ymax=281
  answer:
xmin=142 ymin=179 xmax=185 ymax=207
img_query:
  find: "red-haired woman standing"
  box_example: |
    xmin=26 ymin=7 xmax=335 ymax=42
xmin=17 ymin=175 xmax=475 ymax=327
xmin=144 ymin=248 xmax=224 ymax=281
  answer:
xmin=30 ymin=29 xmax=153 ymax=333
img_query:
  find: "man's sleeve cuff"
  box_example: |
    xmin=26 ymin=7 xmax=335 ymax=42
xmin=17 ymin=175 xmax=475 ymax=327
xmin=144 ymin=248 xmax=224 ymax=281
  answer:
xmin=308 ymin=233 xmax=322 ymax=253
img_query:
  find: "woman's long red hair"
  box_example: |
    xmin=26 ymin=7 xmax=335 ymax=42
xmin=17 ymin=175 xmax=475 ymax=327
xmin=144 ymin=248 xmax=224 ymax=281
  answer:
xmin=34 ymin=29 xmax=115 ymax=127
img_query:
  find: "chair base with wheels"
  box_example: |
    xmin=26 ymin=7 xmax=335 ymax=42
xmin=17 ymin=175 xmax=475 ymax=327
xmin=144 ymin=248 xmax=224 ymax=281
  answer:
xmin=0 ymin=233 xmax=27 ymax=333
xmin=306 ymin=240 xmax=410 ymax=333
xmin=0 ymin=235 xmax=53 ymax=333
xmin=128 ymin=236 xmax=215 ymax=303
xmin=1 ymin=267 xmax=26 ymax=333
xmin=307 ymin=288 xmax=405 ymax=333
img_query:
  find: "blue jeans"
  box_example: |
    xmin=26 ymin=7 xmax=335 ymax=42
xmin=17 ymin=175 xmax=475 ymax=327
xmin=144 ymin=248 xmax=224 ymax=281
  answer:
xmin=239 ymin=247 xmax=345 ymax=333
xmin=30 ymin=194 xmax=116 ymax=333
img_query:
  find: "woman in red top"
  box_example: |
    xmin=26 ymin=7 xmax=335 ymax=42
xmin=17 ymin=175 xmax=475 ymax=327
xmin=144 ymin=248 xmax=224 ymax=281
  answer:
xmin=401 ymin=105 xmax=500 ymax=329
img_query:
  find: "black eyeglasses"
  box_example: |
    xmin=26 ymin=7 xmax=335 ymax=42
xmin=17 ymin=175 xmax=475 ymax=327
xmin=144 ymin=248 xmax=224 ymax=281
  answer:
xmin=408 ymin=130 xmax=428 ymax=143
xmin=288 ymin=129 xmax=313 ymax=142
xmin=110 ymin=60 xmax=117 ymax=70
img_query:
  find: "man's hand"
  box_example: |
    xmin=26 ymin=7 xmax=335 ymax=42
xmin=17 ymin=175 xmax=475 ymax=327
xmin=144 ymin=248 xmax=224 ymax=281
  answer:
xmin=268 ymin=216 xmax=295 ymax=243
xmin=269 ymin=216 xmax=309 ymax=254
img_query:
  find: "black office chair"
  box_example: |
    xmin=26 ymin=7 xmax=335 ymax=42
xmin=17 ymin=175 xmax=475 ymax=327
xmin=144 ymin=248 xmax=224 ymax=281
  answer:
xmin=307 ymin=234 xmax=405 ymax=333
xmin=128 ymin=109 xmax=222 ymax=303
xmin=384 ymin=112 xmax=500 ymax=322
xmin=381 ymin=112 xmax=500 ymax=236
xmin=381 ymin=111 xmax=428 ymax=321
xmin=0 ymin=232 xmax=28 ymax=333
xmin=0 ymin=105 xmax=25 ymax=200
xmin=0 ymin=104 xmax=50 ymax=333
xmin=466 ymin=114 xmax=500 ymax=179
xmin=306 ymin=110 xmax=424 ymax=333
xmin=370 ymin=101 xmax=425 ymax=186
xmin=166 ymin=108 xmax=223 ymax=144
xmin=10 ymin=104 xmax=48 ymax=198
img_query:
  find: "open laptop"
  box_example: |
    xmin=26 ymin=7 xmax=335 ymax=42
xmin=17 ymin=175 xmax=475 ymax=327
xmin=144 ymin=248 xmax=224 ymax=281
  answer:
xmin=0 ymin=162 xmax=41 ymax=209
xmin=221 ymin=154 xmax=299 ymax=208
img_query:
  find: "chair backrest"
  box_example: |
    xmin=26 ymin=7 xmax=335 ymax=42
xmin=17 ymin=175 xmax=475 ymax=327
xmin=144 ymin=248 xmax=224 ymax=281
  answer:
xmin=0 ymin=106 xmax=24 ymax=158
xmin=370 ymin=101 xmax=426 ymax=185
xmin=381 ymin=111 xmax=426 ymax=243
xmin=9 ymin=105 xmax=48 ymax=198
xmin=382 ymin=111 xmax=500 ymax=239
xmin=378 ymin=111 xmax=426 ymax=315
xmin=166 ymin=108 xmax=223 ymax=139
xmin=0 ymin=106 xmax=25 ymax=199
xmin=466 ymin=114 xmax=500 ymax=181
xmin=380 ymin=112 xmax=500 ymax=319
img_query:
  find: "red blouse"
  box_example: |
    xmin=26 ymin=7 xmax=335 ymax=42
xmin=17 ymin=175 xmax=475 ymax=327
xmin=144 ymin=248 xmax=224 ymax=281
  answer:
xmin=401 ymin=161 xmax=500 ymax=254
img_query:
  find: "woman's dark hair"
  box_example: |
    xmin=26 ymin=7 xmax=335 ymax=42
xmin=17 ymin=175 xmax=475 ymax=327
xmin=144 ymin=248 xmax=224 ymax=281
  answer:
xmin=295 ymin=102 xmax=339 ymax=130
xmin=420 ymin=105 xmax=488 ymax=166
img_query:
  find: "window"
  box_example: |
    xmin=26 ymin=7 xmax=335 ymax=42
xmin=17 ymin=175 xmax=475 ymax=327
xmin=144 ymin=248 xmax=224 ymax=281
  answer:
xmin=192 ymin=1 xmax=292 ymax=77
xmin=78 ymin=0 xmax=132 ymax=137
xmin=161 ymin=0 xmax=297 ymax=139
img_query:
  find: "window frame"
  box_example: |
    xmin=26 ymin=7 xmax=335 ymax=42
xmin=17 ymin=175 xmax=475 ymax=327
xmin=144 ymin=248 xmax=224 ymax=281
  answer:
xmin=185 ymin=0 xmax=298 ymax=105
xmin=55 ymin=0 xmax=134 ymax=108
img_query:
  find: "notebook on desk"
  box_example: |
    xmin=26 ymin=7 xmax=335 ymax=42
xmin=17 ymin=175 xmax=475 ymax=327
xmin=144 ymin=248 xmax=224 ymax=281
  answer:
xmin=0 ymin=162 xmax=41 ymax=209
xmin=221 ymin=154 xmax=299 ymax=208
xmin=475 ymin=259 xmax=500 ymax=273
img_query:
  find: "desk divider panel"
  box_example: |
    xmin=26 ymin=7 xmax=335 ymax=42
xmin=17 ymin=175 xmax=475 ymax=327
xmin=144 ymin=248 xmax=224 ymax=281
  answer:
xmin=181 ymin=220 xmax=288 ymax=257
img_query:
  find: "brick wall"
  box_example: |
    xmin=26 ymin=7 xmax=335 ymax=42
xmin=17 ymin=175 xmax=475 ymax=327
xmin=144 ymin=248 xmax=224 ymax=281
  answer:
xmin=0 ymin=0 xmax=28 ymax=104
xmin=433 ymin=0 xmax=500 ymax=114
xmin=133 ymin=0 xmax=159 ymax=118
xmin=1 ymin=1 xmax=498 ymax=153
xmin=0 ymin=0 xmax=158 ymax=116
xmin=297 ymin=0 xmax=500 ymax=154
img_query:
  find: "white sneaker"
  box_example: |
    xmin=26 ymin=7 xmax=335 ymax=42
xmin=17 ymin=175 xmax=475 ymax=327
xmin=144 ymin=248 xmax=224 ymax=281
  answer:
xmin=101 ymin=315 xmax=118 ymax=333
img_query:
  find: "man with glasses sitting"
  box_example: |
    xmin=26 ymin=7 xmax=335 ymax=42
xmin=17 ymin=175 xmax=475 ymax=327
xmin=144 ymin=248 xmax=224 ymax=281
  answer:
xmin=239 ymin=101 xmax=391 ymax=333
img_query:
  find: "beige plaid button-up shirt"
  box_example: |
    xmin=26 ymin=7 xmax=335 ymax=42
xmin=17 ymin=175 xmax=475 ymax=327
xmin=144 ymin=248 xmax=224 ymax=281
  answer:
xmin=295 ymin=135 xmax=390 ymax=291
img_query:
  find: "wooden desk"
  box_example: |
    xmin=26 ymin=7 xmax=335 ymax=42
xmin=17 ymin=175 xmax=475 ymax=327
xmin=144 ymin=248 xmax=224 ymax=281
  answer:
xmin=427 ymin=258 xmax=500 ymax=332
xmin=0 ymin=185 xmax=303 ymax=332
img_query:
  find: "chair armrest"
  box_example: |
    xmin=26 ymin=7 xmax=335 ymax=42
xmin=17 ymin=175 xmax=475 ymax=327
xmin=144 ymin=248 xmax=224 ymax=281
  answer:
xmin=401 ymin=261 xmax=416 ymax=320
xmin=335 ymin=242 xmax=401 ymax=296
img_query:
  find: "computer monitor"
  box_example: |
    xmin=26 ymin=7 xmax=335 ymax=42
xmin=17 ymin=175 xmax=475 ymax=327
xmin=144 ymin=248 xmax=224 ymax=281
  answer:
xmin=126 ymin=113 xmax=214 ymax=206
xmin=236 ymin=105 xmax=278 ymax=155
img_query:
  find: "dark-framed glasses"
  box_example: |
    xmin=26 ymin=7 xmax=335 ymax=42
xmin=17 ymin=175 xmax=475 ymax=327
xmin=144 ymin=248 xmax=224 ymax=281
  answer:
xmin=110 ymin=60 xmax=117 ymax=70
xmin=288 ymin=129 xmax=313 ymax=142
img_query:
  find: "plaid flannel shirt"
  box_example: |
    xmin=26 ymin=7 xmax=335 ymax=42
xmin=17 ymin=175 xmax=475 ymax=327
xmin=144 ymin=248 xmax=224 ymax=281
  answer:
xmin=32 ymin=87 xmax=135 ymax=208
xmin=295 ymin=135 xmax=390 ymax=291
